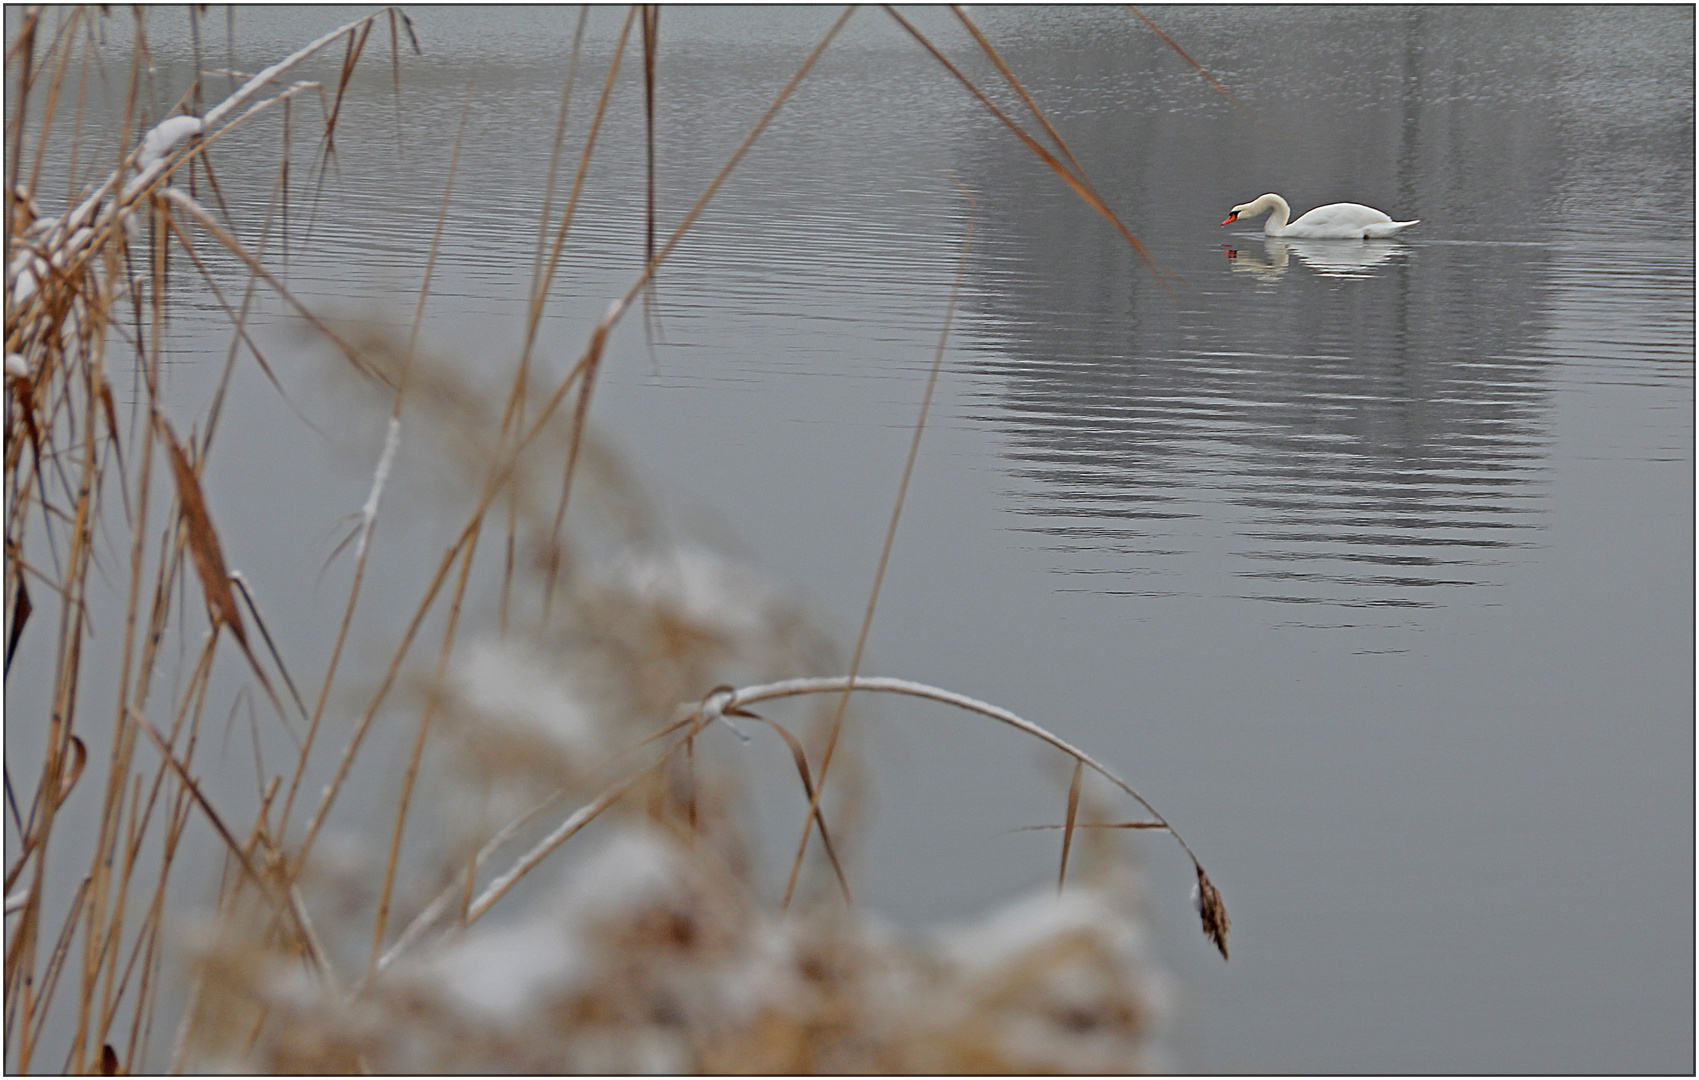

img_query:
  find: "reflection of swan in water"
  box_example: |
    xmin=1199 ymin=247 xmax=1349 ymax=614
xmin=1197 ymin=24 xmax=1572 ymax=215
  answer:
xmin=1223 ymin=193 xmax=1419 ymax=239
xmin=1223 ymin=241 xmax=1291 ymax=283
xmin=1223 ymin=237 xmax=1410 ymax=279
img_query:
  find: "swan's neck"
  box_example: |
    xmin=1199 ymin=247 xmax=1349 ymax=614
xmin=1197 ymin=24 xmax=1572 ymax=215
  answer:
xmin=1256 ymin=194 xmax=1291 ymax=235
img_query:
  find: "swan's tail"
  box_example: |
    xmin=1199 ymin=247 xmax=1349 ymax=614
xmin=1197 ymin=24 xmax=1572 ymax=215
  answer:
xmin=1365 ymin=219 xmax=1420 ymax=238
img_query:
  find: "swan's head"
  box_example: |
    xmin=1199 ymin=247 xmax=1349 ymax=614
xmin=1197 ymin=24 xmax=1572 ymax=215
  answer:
xmin=1222 ymin=194 xmax=1281 ymax=226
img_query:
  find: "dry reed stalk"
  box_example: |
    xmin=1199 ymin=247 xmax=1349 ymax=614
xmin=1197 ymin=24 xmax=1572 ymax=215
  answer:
xmin=723 ymin=700 xmax=852 ymax=903
xmin=12 ymin=326 xmax=104 ymax=1071
xmin=641 ymin=5 xmax=660 ymax=273
xmin=499 ymin=5 xmax=590 ymax=633
xmin=82 ymin=440 xmax=160 ymax=1073
xmin=782 ymin=177 xmax=976 ymax=908
xmin=1017 ymin=821 xmax=1170 ymax=833
xmin=31 ymin=876 xmax=90 ymax=1060
xmin=158 ymin=418 xmax=286 ymax=724
xmin=637 ymin=5 xmax=664 ymax=356
xmin=228 ymin=573 xmax=310 ymax=729
xmin=533 ymin=3 xmax=857 ymax=620
xmin=294 ymin=5 xmax=854 ymax=882
xmin=530 ymin=8 xmax=638 ymax=611
xmin=368 ymin=529 xmax=476 ymax=973
xmin=884 ymin=5 xmax=1177 ymax=292
xmin=506 ymin=7 xmax=636 ymax=619
xmin=173 ymin=174 xmax=313 ymax=453
xmin=287 ymin=11 xmax=636 ymax=878
xmin=126 ymin=708 xmax=329 ymax=979
xmin=4 ymin=11 xmax=409 ymax=1068
xmin=21 ymin=10 xmax=79 ymax=206
xmin=155 ymin=187 xmax=383 ymax=387
xmin=290 ymin=161 xmax=487 ymax=909
xmin=720 ymin=676 xmax=1228 ymax=960
xmin=1126 ymin=4 xmax=1266 ymax=131
xmin=1059 ymin=761 xmax=1084 ymax=893
xmin=949 ymin=6 xmax=1091 ymax=185
xmin=4 ymin=13 xmax=40 ymax=206
xmin=384 ymin=10 xmax=418 ymax=155
xmin=265 ymin=60 xmax=460 ymax=849
xmin=377 ymin=684 xmax=818 ymax=976
xmin=362 ymin=73 xmax=481 ymax=974
xmin=274 ymin=431 xmax=387 ymax=845
xmin=287 ymin=512 xmax=477 ymax=869
xmin=508 ymin=4 xmax=636 ymax=440
xmin=156 ymin=422 xmax=244 ymax=647
xmin=461 ymin=757 xmax=657 ymax=926
xmin=82 ymin=623 xmax=229 ymax=1072
xmin=372 ymin=782 xmax=575 ymax=977
xmin=945 ymin=4 xmax=1197 ymax=291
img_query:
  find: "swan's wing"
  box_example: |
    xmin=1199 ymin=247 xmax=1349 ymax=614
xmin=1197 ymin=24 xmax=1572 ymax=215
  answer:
xmin=1290 ymin=202 xmax=1394 ymax=229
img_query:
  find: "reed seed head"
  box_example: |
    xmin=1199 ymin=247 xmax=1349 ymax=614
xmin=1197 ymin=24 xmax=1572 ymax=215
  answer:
xmin=1192 ymin=866 xmax=1230 ymax=961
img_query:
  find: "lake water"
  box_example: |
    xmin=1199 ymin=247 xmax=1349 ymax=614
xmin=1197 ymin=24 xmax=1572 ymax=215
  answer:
xmin=7 ymin=5 xmax=1693 ymax=1073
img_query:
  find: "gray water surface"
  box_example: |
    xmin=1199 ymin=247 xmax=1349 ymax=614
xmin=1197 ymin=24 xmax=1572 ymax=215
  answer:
xmin=7 ymin=5 xmax=1693 ymax=1073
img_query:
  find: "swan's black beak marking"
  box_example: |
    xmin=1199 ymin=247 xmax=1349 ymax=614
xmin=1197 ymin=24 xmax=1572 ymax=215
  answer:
xmin=1221 ymin=212 xmax=1238 ymax=226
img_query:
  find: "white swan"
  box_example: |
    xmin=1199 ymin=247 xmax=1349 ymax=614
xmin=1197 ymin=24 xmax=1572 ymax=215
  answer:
xmin=1222 ymin=193 xmax=1419 ymax=239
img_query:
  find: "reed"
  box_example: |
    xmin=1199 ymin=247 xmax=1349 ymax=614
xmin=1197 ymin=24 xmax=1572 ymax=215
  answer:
xmin=5 ymin=5 xmax=1228 ymax=1072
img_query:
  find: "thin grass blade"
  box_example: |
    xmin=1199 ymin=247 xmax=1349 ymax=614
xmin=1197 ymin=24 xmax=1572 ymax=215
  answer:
xmin=5 ymin=576 xmax=30 ymax=674
xmin=1058 ymin=760 xmax=1082 ymax=893
xmin=1127 ymin=5 xmax=1264 ymax=127
xmin=728 ymin=706 xmax=851 ymax=904
xmin=157 ymin=420 xmax=244 ymax=645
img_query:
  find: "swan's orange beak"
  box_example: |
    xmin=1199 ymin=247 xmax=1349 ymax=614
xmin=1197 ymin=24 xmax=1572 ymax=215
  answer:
xmin=1221 ymin=212 xmax=1238 ymax=225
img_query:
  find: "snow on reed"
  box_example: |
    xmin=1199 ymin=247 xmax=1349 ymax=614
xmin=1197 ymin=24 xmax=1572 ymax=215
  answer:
xmin=445 ymin=635 xmax=606 ymax=769
xmin=134 ymin=115 xmax=205 ymax=171
xmin=194 ymin=820 xmax=1172 ymax=1073
xmin=605 ymin=545 xmax=784 ymax=643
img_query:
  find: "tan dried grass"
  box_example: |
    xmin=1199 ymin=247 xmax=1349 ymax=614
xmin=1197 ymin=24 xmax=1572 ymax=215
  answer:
xmin=6 ymin=5 xmax=1230 ymax=1072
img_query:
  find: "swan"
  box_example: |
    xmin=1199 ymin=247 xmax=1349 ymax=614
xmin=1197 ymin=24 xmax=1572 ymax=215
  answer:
xmin=1222 ymin=193 xmax=1418 ymax=239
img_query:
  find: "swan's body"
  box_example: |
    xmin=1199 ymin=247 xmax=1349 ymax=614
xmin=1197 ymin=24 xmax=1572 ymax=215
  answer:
xmin=1222 ymin=193 xmax=1419 ymax=239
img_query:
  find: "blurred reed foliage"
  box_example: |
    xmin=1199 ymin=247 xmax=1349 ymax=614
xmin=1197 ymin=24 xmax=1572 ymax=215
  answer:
xmin=5 ymin=5 xmax=1226 ymax=1072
